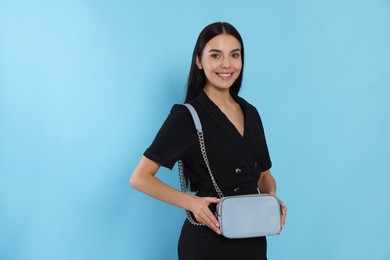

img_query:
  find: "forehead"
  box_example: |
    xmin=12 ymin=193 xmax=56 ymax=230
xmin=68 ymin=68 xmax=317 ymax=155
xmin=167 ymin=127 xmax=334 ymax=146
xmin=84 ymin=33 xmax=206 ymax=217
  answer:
xmin=203 ymin=34 xmax=241 ymax=51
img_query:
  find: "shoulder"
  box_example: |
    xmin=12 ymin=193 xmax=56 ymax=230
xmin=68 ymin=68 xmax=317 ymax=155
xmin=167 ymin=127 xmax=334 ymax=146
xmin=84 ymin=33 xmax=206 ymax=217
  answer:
xmin=148 ymin=103 xmax=197 ymax=149
xmin=234 ymin=94 xmax=266 ymax=128
xmin=162 ymin=104 xmax=195 ymax=132
xmin=235 ymin=93 xmax=259 ymax=115
xmin=168 ymin=104 xmax=192 ymax=121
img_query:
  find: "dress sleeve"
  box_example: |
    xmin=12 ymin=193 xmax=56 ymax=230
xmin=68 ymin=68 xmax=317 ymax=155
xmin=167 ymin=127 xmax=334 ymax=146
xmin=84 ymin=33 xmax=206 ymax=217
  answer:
xmin=252 ymin=106 xmax=272 ymax=172
xmin=143 ymin=104 xmax=195 ymax=170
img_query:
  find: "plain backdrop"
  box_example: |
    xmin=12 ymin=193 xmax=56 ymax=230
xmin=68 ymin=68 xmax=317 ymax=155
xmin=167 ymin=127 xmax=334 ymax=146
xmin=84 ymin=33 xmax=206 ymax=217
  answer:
xmin=1 ymin=0 xmax=389 ymax=259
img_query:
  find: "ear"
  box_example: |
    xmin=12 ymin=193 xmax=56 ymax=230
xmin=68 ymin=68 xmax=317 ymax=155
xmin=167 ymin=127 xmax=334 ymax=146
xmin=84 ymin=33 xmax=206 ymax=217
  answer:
xmin=195 ymin=55 xmax=203 ymax=70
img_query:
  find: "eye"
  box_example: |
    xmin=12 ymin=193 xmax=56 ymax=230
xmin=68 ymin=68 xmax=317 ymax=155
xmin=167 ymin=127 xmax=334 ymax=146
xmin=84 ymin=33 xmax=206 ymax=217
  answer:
xmin=211 ymin=54 xmax=220 ymax=59
xmin=232 ymin=53 xmax=240 ymax=58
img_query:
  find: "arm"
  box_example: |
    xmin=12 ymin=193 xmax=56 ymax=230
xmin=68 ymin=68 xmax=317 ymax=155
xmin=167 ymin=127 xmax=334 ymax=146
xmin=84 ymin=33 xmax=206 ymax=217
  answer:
xmin=130 ymin=156 xmax=221 ymax=234
xmin=257 ymin=169 xmax=276 ymax=196
xmin=257 ymin=169 xmax=287 ymax=234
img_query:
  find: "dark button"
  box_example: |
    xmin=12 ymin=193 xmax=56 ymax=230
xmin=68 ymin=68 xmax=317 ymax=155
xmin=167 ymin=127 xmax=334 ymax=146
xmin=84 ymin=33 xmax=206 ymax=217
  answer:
xmin=234 ymin=187 xmax=240 ymax=192
xmin=235 ymin=168 xmax=242 ymax=174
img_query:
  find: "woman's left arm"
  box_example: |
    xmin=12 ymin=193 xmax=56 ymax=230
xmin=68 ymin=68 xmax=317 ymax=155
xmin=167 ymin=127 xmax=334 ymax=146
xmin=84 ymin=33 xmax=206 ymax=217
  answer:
xmin=257 ymin=169 xmax=276 ymax=196
xmin=258 ymin=170 xmax=287 ymax=234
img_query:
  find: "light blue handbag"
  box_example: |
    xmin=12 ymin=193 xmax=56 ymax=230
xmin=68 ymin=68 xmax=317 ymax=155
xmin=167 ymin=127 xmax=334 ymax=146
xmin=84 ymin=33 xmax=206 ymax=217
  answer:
xmin=178 ymin=104 xmax=281 ymax=239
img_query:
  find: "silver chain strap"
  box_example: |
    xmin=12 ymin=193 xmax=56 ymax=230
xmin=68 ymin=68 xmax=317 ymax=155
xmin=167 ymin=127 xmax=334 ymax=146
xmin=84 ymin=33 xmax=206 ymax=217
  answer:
xmin=197 ymin=132 xmax=224 ymax=198
xmin=178 ymin=160 xmax=204 ymax=226
xmin=178 ymin=131 xmax=225 ymax=226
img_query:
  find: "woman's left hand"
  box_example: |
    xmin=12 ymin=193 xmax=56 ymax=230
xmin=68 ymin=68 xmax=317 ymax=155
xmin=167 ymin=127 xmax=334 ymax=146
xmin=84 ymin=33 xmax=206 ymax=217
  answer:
xmin=278 ymin=199 xmax=287 ymax=235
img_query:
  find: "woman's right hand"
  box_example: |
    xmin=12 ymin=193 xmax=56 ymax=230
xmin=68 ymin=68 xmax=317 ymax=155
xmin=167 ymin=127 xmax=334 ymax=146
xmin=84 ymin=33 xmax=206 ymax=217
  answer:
xmin=190 ymin=196 xmax=221 ymax=234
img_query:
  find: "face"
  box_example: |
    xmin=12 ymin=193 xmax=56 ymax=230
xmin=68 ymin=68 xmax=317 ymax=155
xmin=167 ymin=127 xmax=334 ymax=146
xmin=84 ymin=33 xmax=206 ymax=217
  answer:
xmin=196 ymin=34 xmax=242 ymax=91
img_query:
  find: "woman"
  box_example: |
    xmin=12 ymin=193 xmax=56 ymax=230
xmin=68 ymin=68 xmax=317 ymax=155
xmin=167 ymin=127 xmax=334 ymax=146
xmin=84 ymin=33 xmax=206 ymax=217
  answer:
xmin=131 ymin=22 xmax=287 ymax=260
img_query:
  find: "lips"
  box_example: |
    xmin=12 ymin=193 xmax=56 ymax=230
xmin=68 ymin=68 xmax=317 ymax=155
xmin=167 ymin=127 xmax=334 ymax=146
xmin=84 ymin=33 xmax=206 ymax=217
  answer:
xmin=216 ymin=72 xmax=234 ymax=80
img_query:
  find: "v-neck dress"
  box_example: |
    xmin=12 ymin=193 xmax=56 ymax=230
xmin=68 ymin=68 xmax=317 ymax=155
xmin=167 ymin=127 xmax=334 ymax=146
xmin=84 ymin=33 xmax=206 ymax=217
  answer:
xmin=144 ymin=91 xmax=272 ymax=260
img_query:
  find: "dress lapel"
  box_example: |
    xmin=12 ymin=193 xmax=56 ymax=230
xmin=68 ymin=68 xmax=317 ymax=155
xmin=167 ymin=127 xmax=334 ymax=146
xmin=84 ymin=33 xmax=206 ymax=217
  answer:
xmin=195 ymin=91 xmax=255 ymax=168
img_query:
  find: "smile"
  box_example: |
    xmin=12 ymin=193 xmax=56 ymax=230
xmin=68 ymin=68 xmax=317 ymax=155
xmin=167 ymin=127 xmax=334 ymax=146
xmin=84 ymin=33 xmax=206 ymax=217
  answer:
xmin=217 ymin=73 xmax=232 ymax=77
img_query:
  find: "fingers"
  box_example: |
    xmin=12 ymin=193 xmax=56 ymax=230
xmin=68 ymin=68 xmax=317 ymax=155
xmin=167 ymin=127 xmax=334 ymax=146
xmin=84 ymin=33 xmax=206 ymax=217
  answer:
xmin=198 ymin=207 xmax=221 ymax=234
xmin=206 ymin=197 xmax=221 ymax=204
xmin=191 ymin=197 xmax=221 ymax=234
xmin=277 ymin=200 xmax=287 ymax=235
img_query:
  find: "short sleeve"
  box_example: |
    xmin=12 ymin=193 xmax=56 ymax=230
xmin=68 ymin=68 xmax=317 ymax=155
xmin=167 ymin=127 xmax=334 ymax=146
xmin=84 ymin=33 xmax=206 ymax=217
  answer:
xmin=254 ymin=107 xmax=272 ymax=172
xmin=242 ymin=101 xmax=272 ymax=173
xmin=143 ymin=104 xmax=196 ymax=170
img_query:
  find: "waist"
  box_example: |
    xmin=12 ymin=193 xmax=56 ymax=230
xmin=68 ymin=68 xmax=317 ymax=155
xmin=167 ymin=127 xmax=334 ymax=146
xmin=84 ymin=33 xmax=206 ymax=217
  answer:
xmin=196 ymin=182 xmax=259 ymax=197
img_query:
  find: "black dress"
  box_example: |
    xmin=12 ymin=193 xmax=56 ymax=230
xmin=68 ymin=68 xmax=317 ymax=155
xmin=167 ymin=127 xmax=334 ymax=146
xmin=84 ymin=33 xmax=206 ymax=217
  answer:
xmin=144 ymin=91 xmax=272 ymax=260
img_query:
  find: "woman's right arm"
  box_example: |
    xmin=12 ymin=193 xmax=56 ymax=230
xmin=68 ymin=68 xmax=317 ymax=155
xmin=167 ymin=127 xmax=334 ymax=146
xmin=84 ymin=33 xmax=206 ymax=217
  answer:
xmin=130 ymin=156 xmax=221 ymax=234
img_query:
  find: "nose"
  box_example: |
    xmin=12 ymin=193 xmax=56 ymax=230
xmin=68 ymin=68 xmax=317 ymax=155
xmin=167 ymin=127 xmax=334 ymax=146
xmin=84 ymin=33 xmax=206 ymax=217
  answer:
xmin=221 ymin=57 xmax=231 ymax=68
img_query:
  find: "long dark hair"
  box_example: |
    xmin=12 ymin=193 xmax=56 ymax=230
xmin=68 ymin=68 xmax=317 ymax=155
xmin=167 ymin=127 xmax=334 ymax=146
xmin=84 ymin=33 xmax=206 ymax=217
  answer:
xmin=184 ymin=22 xmax=245 ymax=102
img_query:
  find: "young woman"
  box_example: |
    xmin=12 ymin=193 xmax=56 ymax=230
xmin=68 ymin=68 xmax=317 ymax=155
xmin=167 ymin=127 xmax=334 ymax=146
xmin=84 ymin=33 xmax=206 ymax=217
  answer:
xmin=131 ymin=22 xmax=287 ymax=260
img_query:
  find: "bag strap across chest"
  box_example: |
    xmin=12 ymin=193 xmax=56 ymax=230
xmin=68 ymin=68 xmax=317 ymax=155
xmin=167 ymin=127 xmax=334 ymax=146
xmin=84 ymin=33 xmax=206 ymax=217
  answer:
xmin=178 ymin=104 xmax=227 ymax=226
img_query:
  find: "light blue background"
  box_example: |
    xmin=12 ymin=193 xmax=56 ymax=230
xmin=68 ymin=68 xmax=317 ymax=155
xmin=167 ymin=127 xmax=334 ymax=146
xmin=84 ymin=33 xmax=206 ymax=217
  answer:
xmin=1 ymin=0 xmax=389 ymax=259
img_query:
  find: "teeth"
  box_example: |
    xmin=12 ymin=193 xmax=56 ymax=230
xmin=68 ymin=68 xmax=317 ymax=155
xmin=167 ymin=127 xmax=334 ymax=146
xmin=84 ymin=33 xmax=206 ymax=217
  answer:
xmin=218 ymin=73 xmax=232 ymax=77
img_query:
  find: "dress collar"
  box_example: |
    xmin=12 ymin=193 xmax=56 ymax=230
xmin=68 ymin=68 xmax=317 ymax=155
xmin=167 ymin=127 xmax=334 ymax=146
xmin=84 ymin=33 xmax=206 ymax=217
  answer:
xmin=194 ymin=90 xmax=255 ymax=166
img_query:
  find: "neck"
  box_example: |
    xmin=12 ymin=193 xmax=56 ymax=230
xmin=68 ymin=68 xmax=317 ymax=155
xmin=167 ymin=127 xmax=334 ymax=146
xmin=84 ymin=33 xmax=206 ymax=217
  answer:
xmin=203 ymin=86 xmax=234 ymax=107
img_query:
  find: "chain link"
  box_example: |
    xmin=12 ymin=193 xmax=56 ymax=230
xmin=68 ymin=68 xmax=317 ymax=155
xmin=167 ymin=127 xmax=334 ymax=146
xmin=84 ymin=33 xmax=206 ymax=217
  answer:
xmin=178 ymin=160 xmax=204 ymax=226
xmin=197 ymin=132 xmax=225 ymax=198
xmin=178 ymin=131 xmax=225 ymax=227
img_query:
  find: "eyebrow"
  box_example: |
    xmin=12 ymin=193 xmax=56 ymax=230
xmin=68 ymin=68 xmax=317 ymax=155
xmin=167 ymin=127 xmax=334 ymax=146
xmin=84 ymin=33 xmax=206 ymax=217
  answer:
xmin=208 ymin=48 xmax=241 ymax=53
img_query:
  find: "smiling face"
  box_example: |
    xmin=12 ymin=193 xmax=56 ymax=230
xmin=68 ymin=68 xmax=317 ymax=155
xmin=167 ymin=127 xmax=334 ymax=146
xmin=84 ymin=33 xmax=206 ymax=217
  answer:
xmin=196 ymin=34 xmax=242 ymax=92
